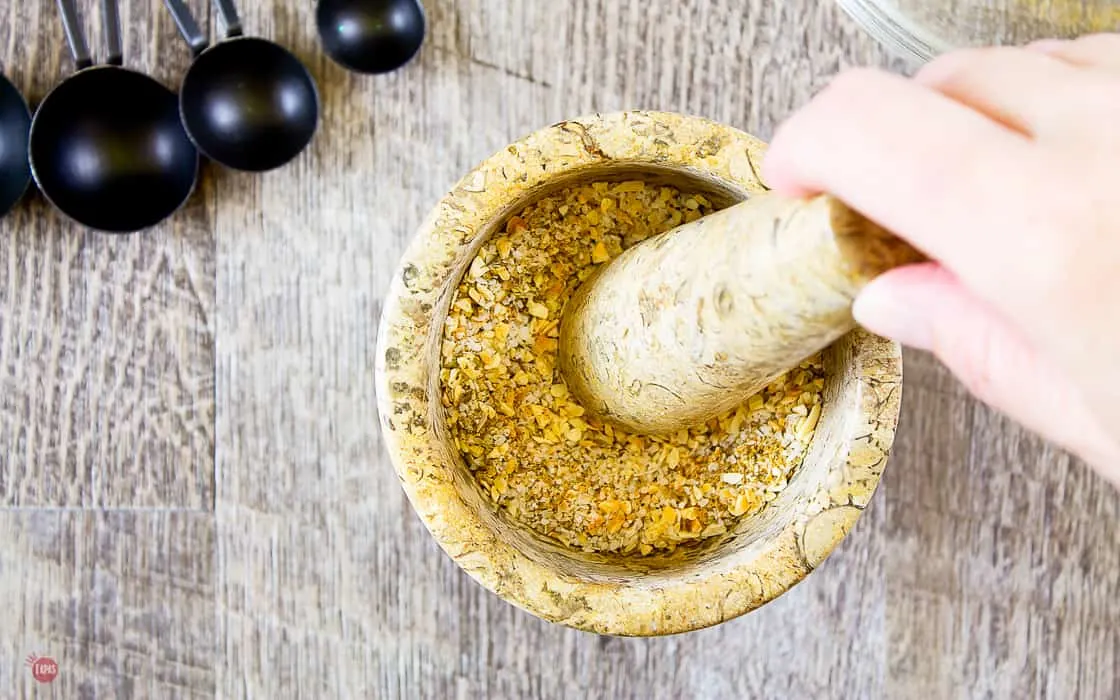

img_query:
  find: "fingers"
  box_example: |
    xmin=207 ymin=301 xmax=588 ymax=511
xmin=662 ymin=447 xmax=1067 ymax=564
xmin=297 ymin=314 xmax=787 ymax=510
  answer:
xmin=764 ymin=68 xmax=1040 ymax=287
xmin=1028 ymin=33 xmax=1120 ymax=73
xmin=914 ymin=46 xmax=1102 ymax=136
xmin=853 ymin=263 xmax=1120 ymax=480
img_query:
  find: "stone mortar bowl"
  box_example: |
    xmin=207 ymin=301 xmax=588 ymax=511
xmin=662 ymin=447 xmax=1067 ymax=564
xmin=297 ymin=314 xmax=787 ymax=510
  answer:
xmin=376 ymin=111 xmax=903 ymax=636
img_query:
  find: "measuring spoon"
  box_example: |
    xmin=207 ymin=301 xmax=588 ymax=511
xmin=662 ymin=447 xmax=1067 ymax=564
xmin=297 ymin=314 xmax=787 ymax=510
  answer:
xmin=166 ymin=0 xmax=319 ymax=172
xmin=0 ymin=70 xmax=31 ymax=217
xmin=29 ymin=0 xmax=198 ymax=233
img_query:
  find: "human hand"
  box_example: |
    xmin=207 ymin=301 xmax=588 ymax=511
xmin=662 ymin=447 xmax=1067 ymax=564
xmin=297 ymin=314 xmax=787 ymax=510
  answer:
xmin=763 ymin=34 xmax=1120 ymax=485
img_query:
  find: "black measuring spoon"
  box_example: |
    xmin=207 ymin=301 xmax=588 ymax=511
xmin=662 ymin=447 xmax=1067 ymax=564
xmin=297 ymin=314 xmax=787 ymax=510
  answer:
xmin=165 ymin=0 xmax=320 ymax=172
xmin=316 ymin=0 xmax=426 ymax=75
xmin=0 ymin=70 xmax=31 ymax=218
xmin=29 ymin=0 xmax=198 ymax=233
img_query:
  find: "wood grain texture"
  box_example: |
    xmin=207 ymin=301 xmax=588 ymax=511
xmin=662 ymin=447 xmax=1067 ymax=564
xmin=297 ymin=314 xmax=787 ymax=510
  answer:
xmin=0 ymin=0 xmax=1116 ymax=697
xmin=0 ymin=0 xmax=215 ymax=509
xmin=886 ymin=351 xmax=1120 ymax=700
xmin=0 ymin=511 xmax=215 ymax=698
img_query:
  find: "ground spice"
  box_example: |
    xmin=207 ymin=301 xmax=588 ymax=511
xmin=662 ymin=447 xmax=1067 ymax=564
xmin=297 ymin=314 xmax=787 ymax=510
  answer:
xmin=439 ymin=180 xmax=825 ymax=556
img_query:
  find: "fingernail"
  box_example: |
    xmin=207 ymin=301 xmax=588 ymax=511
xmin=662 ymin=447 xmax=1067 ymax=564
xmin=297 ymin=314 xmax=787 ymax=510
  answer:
xmin=852 ymin=276 xmax=934 ymax=351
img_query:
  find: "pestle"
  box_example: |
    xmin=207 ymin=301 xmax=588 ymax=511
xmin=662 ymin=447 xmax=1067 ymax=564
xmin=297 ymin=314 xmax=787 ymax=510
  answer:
xmin=558 ymin=192 xmax=927 ymax=435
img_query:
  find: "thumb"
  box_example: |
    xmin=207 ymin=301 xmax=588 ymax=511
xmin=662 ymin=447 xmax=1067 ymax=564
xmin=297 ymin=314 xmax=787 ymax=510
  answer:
xmin=852 ymin=262 xmax=1118 ymax=479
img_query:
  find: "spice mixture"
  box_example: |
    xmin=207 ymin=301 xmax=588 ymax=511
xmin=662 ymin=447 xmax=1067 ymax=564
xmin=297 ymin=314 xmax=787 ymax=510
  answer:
xmin=439 ymin=180 xmax=825 ymax=556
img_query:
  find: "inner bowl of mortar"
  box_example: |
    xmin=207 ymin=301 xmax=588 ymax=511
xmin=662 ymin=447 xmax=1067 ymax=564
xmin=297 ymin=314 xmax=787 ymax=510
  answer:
xmin=376 ymin=111 xmax=903 ymax=636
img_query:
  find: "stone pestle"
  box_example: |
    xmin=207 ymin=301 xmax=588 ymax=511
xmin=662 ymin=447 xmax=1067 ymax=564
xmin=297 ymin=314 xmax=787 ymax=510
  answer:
xmin=558 ymin=193 xmax=927 ymax=434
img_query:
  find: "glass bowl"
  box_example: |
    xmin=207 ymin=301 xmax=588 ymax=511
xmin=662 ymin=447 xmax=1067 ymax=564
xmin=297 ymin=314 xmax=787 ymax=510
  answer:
xmin=838 ymin=0 xmax=1120 ymax=61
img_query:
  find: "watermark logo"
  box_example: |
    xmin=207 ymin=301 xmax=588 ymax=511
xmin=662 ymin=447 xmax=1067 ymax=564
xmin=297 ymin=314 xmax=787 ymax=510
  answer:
xmin=25 ymin=654 xmax=58 ymax=683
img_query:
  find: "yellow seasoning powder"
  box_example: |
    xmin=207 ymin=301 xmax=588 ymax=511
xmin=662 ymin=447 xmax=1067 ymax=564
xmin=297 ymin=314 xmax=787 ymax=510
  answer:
xmin=439 ymin=180 xmax=825 ymax=556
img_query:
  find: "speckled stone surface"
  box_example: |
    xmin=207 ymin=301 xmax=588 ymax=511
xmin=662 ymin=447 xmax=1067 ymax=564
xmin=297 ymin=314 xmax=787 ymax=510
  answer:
xmin=375 ymin=111 xmax=904 ymax=636
xmin=560 ymin=192 xmax=924 ymax=434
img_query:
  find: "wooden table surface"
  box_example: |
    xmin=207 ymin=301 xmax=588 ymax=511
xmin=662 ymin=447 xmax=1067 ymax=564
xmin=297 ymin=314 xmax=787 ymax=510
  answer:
xmin=0 ymin=0 xmax=1117 ymax=698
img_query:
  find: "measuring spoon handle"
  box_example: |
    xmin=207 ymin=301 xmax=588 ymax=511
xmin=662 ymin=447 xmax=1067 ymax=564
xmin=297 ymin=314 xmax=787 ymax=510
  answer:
xmin=56 ymin=0 xmax=92 ymax=70
xmin=102 ymin=0 xmax=122 ymax=66
xmin=164 ymin=0 xmax=209 ymax=57
xmin=213 ymin=0 xmax=243 ymax=38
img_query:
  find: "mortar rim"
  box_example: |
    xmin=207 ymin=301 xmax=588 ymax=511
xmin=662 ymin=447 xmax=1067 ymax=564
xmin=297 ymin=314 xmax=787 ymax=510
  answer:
xmin=375 ymin=110 xmax=903 ymax=636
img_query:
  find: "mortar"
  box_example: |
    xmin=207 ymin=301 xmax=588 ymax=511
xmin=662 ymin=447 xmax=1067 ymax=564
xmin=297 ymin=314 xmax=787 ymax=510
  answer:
xmin=375 ymin=111 xmax=903 ymax=636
